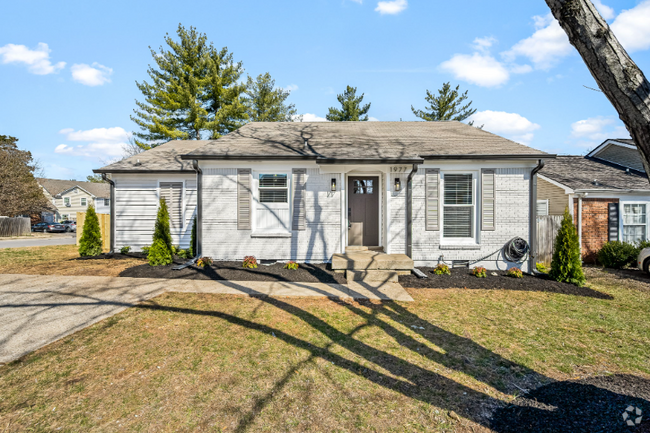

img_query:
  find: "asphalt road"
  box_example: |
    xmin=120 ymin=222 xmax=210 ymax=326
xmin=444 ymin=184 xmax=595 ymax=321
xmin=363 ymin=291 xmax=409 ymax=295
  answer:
xmin=0 ymin=233 xmax=76 ymax=249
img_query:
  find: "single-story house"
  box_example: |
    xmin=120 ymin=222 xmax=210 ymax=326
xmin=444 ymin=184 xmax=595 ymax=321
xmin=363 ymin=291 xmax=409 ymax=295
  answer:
xmin=538 ymin=138 xmax=650 ymax=262
xmin=37 ymin=178 xmax=111 ymax=223
xmin=95 ymin=122 xmax=553 ymax=271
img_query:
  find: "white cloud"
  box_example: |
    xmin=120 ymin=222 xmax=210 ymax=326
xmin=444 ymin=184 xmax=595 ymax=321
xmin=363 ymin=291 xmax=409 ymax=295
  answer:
xmin=375 ymin=0 xmax=407 ymax=15
xmin=593 ymin=0 xmax=615 ymax=20
xmin=296 ymin=113 xmax=328 ymax=122
xmin=472 ymin=36 xmax=497 ymax=53
xmin=0 ymin=43 xmax=65 ymax=75
xmin=284 ymin=84 xmax=299 ymax=92
xmin=502 ymin=14 xmax=573 ymax=70
xmin=570 ymin=116 xmax=629 ymax=145
xmin=350 ymin=0 xmax=362 ymax=3
xmin=368 ymin=117 xmax=379 ymax=121
xmin=55 ymin=127 xmax=131 ymax=158
xmin=611 ymin=0 xmax=650 ymax=52
xmin=469 ymin=110 xmax=541 ymax=144
xmin=71 ymin=63 xmax=113 ymax=86
xmin=440 ymin=53 xmax=510 ymax=87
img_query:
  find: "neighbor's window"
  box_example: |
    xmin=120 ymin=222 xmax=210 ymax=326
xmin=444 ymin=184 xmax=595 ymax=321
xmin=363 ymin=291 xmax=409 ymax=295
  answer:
xmin=259 ymin=174 xmax=288 ymax=203
xmin=64 ymin=197 xmax=70 ymax=206
xmin=623 ymin=203 xmax=647 ymax=243
xmin=80 ymin=198 xmax=87 ymax=206
xmin=104 ymin=198 xmax=110 ymax=206
xmin=443 ymin=173 xmax=474 ymax=238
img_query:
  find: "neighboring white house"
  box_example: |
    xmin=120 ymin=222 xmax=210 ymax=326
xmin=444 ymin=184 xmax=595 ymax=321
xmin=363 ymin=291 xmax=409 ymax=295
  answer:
xmin=37 ymin=178 xmax=111 ymax=223
xmin=95 ymin=122 xmax=552 ymax=271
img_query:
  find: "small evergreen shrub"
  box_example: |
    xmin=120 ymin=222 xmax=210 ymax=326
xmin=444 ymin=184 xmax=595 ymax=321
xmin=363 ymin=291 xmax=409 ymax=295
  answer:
xmin=78 ymin=205 xmax=103 ymax=257
xmin=536 ymin=262 xmax=548 ymax=273
xmin=549 ymin=208 xmax=586 ymax=287
xmin=141 ymin=245 xmax=151 ymax=255
xmin=171 ymin=245 xmax=179 ymax=256
xmin=598 ymin=241 xmax=637 ymax=269
xmin=190 ymin=216 xmax=197 ymax=258
xmin=148 ymin=239 xmax=173 ymax=266
xmin=472 ymin=267 xmax=487 ymax=278
xmin=243 ymin=256 xmax=258 ymax=269
xmin=433 ymin=264 xmax=451 ymax=275
xmin=507 ymin=267 xmax=523 ymax=278
xmin=120 ymin=246 xmax=131 ymax=254
xmin=153 ymin=198 xmax=173 ymax=255
xmin=177 ymin=249 xmax=190 ymax=259
xmin=284 ymin=261 xmax=299 ymax=270
xmin=196 ymin=257 xmax=212 ymax=268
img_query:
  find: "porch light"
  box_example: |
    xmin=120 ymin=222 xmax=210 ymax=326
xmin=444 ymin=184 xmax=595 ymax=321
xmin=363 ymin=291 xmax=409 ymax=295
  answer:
xmin=395 ymin=177 xmax=401 ymax=191
xmin=331 ymin=178 xmax=337 ymax=192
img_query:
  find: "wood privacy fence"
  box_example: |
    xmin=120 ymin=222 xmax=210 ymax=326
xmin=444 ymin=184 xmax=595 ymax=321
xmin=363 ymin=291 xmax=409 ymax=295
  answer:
xmin=536 ymin=215 xmax=563 ymax=265
xmin=0 ymin=217 xmax=31 ymax=237
xmin=76 ymin=212 xmax=111 ymax=252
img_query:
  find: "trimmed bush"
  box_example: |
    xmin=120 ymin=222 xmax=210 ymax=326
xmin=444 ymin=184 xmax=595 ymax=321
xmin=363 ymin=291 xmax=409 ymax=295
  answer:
xmin=507 ymin=267 xmax=523 ymax=278
xmin=598 ymin=241 xmax=637 ymax=269
xmin=243 ymin=256 xmax=258 ymax=269
xmin=177 ymin=249 xmax=191 ymax=259
xmin=148 ymin=238 xmax=173 ymax=266
xmin=78 ymin=205 xmax=103 ymax=257
xmin=433 ymin=264 xmax=451 ymax=275
xmin=190 ymin=216 xmax=197 ymax=258
xmin=141 ymin=245 xmax=151 ymax=255
xmin=536 ymin=262 xmax=548 ymax=273
xmin=120 ymin=246 xmax=131 ymax=254
xmin=472 ymin=267 xmax=487 ymax=278
xmin=153 ymin=198 xmax=173 ymax=255
xmin=549 ymin=208 xmax=586 ymax=287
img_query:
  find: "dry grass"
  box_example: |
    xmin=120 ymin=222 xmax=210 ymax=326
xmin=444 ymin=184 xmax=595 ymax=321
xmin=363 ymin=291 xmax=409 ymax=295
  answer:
xmin=1 ymin=266 xmax=649 ymax=432
xmin=0 ymin=245 xmax=144 ymax=277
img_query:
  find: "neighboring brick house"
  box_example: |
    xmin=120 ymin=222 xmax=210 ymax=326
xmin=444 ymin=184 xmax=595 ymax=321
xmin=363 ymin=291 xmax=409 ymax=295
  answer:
xmin=95 ymin=121 xmax=552 ymax=271
xmin=538 ymin=138 xmax=650 ymax=262
xmin=37 ymin=178 xmax=111 ymax=223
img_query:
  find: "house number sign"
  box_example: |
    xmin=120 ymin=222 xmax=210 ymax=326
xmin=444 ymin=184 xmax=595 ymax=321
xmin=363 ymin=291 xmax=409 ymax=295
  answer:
xmin=390 ymin=166 xmax=409 ymax=173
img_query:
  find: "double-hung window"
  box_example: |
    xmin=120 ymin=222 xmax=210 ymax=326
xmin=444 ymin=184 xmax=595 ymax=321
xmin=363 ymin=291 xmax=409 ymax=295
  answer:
xmin=623 ymin=203 xmax=647 ymax=243
xmin=442 ymin=173 xmax=475 ymax=240
xmin=256 ymin=174 xmax=290 ymax=232
xmin=64 ymin=197 xmax=70 ymax=206
xmin=80 ymin=198 xmax=87 ymax=206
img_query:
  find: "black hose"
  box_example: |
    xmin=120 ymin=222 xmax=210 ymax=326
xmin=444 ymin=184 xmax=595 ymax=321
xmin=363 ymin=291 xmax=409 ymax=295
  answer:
xmin=503 ymin=237 xmax=530 ymax=263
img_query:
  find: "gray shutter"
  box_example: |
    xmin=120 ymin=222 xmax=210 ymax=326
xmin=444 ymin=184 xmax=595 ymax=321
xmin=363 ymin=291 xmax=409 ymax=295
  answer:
xmin=237 ymin=169 xmax=252 ymax=230
xmin=481 ymin=169 xmax=496 ymax=231
xmin=292 ymin=169 xmax=306 ymax=231
xmin=159 ymin=182 xmax=183 ymax=229
xmin=425 ymin=169 xmax=440 ymax=231
xmin=608 ymin=202 xmax=619 ymax=241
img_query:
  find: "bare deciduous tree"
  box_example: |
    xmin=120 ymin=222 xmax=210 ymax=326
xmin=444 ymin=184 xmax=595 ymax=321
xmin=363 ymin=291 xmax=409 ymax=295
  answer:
xmin=545 ymin=0 xmax=650 ymax=175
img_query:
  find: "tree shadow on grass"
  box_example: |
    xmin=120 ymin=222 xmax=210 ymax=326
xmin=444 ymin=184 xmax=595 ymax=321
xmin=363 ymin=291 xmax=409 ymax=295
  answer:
xmin=135 ymin=289 xmax=649 ymax=432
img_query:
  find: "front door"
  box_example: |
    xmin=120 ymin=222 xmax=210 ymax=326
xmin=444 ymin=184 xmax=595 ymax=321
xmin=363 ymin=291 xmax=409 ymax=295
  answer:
xmin=348 ymin=176 xmax=379 ymax=246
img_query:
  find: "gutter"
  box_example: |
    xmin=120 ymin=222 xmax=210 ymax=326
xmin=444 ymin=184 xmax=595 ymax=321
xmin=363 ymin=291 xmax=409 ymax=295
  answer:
xmin=421 ymin=154 xmax=556 ymax=160
xmin=101 ymin=173 xmax=116 ymax=254
xmin=405 ymin=163 xmax=422 ymax=259
xmin=528 ymin=159 xmax=545 ymax=273
xmin=179 ymin=154 xmax=425 ymax=165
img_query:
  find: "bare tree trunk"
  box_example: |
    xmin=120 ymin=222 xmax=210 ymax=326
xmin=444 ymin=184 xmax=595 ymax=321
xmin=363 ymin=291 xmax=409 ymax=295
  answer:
xmin=545 ymin=0 xmax=650 ymax=176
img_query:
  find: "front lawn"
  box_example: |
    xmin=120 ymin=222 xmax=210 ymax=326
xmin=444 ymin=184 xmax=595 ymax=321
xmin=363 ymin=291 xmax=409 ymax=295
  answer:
xmin=1 ymin=267 xmax=649 ymax=432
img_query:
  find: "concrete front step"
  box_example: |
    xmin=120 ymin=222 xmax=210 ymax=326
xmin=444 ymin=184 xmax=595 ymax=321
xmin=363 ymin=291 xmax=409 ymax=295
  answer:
xmin=346 ymin=270 xmax=398 ymax=283
xmin=332 ymin=251 xmax=414 ymax=271
xmin=345 ymin=246 xmax=385 ymax=253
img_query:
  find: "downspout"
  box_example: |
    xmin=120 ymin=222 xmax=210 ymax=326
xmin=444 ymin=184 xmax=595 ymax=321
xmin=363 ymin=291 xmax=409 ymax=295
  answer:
xmin=528 ymin=159 xmax=545 ymax=273
xmin=406 ymin=163 xmax=420 ymax=258
xmin=101 ymin=173 xmax=116 ymax=254
xmin=578 ymin=194 xmax=584 ymax=259
xmin=192 ymin=160 xmax=203 ymax=257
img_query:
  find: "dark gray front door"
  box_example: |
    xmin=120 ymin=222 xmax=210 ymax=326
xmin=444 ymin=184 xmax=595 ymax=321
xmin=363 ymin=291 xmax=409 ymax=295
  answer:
xmin=348 ymin=176 xmax=379 ymax=246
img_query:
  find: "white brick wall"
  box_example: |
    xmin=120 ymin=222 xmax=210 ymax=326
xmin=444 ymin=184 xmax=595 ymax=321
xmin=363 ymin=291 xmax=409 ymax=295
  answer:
xmin=202 ymin=168 xmax=341 ymax=262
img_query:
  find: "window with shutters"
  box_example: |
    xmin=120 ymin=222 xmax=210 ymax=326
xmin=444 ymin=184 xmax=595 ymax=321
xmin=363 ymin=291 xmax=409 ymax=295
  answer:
xmin=255 ymin=173 xmax=291 ymax=232
xmin=159 ymin=182 xmax=183 ymax=229
xmin=622 ymin=203 xmax=647 ymax=243
xmin=442 ymin=172 xmax=476 ymax=241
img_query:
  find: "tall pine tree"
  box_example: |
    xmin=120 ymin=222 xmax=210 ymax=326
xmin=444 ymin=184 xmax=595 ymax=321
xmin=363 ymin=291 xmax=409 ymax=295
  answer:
xmin=411 ymin=82 xmax=477 ymax=123
xmin=326 ymin=86 xmax=371 ymax=121
xmin=131 ymin=25 xmax=248 ymax=149
xmin=244 ymin=73 xmax=298 ymax=122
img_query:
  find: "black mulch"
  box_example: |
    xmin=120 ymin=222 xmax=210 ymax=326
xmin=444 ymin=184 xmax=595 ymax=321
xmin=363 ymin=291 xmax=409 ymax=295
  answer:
xmin=118 ymin=256 xmax=346 ymax=284
xmin=490 ymin=374 xmax=650 ymax=433
xmin=75 ymin=252 xmax=148 ymax=261
xmin=399 ymin=268 xmax=613 ymax=299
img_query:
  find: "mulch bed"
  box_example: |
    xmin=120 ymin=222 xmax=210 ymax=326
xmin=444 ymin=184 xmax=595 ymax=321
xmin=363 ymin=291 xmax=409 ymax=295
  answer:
xmin=490 ymin=374 xmax=650 ymax=433
xmin=118 ymin=255 xmax=346 ymax=284
xmin=399 ymin=267 xmax=613 ymax=299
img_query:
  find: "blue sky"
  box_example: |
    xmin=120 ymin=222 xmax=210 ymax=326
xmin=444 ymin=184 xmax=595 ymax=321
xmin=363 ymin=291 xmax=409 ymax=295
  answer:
xmin=2 ymin=0 xmax=650 ymax=180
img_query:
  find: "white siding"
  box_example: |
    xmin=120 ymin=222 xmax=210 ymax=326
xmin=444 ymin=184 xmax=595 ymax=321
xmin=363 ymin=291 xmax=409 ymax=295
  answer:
xmin=113 ymin=174 xmax=197 ymax=250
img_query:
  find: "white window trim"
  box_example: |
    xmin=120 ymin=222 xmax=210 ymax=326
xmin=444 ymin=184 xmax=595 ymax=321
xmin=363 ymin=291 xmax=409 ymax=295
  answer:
xmin=80 ymin=197 xmax=87 ymax=207
xmin=537 ymin=199 xmax=549 ymax=216
xmin=252 ymin=171 xmax=291 ymax=235
xmin=440 ymin=170 xmax=479 ymax=245
xmin=63 ymin=197 xmax=70 ymax=206
xmin=621 ymin=201 xmax=649 ymax=243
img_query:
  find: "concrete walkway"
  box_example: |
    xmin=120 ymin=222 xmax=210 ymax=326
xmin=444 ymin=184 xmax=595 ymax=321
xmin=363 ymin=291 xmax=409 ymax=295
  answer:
xmin=0 ymin=273 xmax=412 ymax=364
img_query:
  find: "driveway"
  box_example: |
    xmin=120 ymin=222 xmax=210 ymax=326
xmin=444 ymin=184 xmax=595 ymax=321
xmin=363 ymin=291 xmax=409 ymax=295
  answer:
xmin=0 ymin=274 xmax=412 ymax=364
xmin=0 ymin=233 xmax=76 ymax=249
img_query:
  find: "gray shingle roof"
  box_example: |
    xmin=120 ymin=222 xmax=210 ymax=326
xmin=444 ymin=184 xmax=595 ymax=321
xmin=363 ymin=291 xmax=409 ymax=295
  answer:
xmin=95 ymin=140 xmax=208 ymax=173
xmin=37 ymin=178 xmax=111 ymax=198
xmin=540 ymin=156 xmax=650 ymax=191
xmin=184 ymin=121 xmax=548 ymax=160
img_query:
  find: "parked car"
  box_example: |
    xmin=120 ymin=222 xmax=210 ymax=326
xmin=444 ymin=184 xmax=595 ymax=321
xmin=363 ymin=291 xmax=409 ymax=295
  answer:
xmin=31 ymin=222 xmax=67 ymax=233
xmin=59 ymin=220 xmax=77 ymax=232
xmin=638 ymin=248 xmax=650 ymax=274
